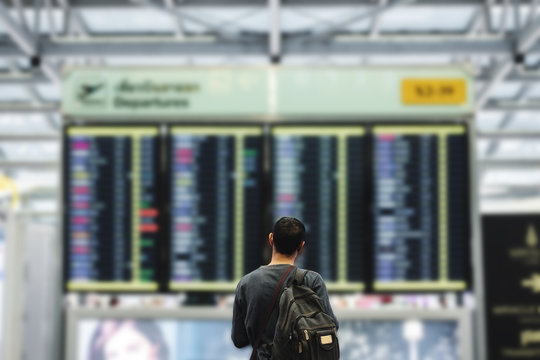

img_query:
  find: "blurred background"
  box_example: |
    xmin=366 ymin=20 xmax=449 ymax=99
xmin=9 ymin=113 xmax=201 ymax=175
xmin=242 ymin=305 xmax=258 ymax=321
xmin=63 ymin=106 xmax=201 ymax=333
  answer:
xmin=0 ymin=1 xmax=539 ymax=360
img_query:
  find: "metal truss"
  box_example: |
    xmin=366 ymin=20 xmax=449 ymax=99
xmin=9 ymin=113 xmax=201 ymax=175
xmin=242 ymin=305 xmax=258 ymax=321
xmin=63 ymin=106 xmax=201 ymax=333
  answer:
xmin=0 ymin=1 xmax=537 ymax=104
xmin=0 ymin=0 xmax=539 ymax=197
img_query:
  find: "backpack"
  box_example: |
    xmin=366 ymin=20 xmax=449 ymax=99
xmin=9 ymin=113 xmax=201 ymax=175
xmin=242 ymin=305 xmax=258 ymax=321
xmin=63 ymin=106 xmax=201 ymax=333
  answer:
xmin=250 ymin=266 xmax=339 ymax=360
xmin=272 ymin=267 xmax=339 ymax=359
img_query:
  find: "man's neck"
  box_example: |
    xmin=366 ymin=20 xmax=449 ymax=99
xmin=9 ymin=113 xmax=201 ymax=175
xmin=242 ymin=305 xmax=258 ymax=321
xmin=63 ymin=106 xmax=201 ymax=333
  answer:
xmin=268 ymin=253 xmax=295 ymax=266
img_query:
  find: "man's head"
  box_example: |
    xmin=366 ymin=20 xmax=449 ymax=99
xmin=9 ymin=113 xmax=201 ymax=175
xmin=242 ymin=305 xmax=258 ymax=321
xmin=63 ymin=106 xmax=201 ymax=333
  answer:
xmin=270 ymin=217 xmax=306 ymax=256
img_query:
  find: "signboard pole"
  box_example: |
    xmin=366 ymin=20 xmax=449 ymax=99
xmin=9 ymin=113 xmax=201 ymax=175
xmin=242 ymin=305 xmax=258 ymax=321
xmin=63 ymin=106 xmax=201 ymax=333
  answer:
xmin=2 ymin=211 xmax=23 ymax=360
xmin=0 ymin=208 xmax=6 ymax=360
xmin=469 ymin=120 xmax=487 ymax=360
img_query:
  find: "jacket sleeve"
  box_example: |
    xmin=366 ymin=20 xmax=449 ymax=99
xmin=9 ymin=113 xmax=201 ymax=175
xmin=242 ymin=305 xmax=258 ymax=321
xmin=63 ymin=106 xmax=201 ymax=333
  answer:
xmin=231 ymin=283 xmax=250 ymax=348
xmin=310 ymin=273 xmax=339 ymax=330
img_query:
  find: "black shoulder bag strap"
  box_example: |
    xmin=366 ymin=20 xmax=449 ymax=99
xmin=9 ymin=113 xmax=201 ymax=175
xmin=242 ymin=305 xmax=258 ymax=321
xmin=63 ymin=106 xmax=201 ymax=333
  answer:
xmin=249 ymin=265 xmax=295 ymax=360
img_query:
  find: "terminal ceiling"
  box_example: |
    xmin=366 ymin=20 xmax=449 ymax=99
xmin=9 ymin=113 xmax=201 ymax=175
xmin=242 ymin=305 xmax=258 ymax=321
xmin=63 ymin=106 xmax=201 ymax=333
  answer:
xmin=0 ymin=0 xmax=539 ymax=213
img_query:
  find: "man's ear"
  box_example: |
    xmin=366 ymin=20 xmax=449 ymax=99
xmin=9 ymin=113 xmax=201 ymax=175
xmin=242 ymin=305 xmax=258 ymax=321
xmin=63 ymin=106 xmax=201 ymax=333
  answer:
xmin=268 ymin=233 xmax=274 ymax=248
xmin=297 ymin=241 xmax=305 ymax=255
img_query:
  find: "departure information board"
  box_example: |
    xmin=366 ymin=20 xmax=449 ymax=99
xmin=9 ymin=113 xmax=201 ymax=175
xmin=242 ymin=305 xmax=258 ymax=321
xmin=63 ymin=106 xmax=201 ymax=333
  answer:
xmin=62 ymin=123 xmax=471 ymax=294
xmin=65 ymin=127 xmax=161 ymax=292
xmin=169 ymin=127 xmax=264 ymax=291
xmin=372 ymin=125 xmax=469 ymax=291
xmin=272 ymin=127 xmax=366 ymax=291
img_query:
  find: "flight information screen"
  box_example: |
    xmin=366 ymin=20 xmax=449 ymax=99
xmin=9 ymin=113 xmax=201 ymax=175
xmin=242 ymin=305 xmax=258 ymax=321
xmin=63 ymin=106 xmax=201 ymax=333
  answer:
xmin=272 ymin=127 xmax=366 ymax=291
xmin=372 ymin=125 xmax=469 ymax=291
xmin=64 ymin=127 xmax=161 ymax=292
xmin=169 ymin=127 xmax=264 ymax=291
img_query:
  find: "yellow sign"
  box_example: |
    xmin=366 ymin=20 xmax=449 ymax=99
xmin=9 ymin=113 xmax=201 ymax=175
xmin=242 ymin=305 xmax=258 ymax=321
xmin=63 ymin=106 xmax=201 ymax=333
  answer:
xmin=0 ymin=175 xmax=19 ymax=209
xmin=402 ymin=78 xmax=467 ymax=105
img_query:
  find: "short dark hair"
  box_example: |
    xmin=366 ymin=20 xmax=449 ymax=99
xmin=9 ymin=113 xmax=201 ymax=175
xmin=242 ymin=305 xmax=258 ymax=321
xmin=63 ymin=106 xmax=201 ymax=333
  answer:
xmin=273 ymin=217 xmax=306 ymax=255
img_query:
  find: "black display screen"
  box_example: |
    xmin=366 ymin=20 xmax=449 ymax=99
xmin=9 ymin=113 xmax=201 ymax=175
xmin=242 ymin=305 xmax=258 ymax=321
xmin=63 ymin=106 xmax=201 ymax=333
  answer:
xmin=63 ymin=123 xmax=470 ymax=293
xmin=168 ymin=127 xmax=265 ymax=291
xmin=271 ymin=127 xmax=367 ymax=291
xmin=64 ymin=127 xmax=161 ymax=292
xmin=372 ymin=125 xmax=469 ymax=292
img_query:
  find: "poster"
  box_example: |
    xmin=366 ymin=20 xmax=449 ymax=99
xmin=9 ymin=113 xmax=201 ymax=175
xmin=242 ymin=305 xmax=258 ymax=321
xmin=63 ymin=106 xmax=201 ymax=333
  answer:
xmin=338 ymin=319 xmax=460 ymax=359
xmin=76 ymin=319 xmax=251 ymax=360
xmin=483 ymin=215 xmax=540 ymax=359
xmin=75 ymin=318 xmax=461 ymax=360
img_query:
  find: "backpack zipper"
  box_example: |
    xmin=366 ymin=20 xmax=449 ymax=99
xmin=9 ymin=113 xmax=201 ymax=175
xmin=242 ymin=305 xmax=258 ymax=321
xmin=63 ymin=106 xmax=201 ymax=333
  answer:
xmin=287 ymin=312 xmax=318 ymax=345
xmin=302 ymin=325 xmax=337 ymax=332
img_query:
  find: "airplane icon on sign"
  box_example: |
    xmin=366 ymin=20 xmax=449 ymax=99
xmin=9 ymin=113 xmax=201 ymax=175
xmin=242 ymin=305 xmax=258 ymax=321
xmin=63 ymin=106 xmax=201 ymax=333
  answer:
xmin=78 ymin=82 xmax=105 ymax=100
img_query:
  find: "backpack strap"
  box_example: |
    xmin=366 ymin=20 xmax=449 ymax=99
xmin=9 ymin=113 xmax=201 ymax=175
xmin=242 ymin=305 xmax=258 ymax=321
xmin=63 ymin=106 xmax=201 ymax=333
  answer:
xmin=287 ymin=268 xmax=308 ymax=286
xmin=250 ymin=265 xmax=295 ymax=360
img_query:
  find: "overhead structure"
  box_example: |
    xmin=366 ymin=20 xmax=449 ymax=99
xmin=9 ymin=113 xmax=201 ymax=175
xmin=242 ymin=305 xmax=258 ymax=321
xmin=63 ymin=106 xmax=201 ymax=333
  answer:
xmin=0 ymin=0 xmax=539 ymax=210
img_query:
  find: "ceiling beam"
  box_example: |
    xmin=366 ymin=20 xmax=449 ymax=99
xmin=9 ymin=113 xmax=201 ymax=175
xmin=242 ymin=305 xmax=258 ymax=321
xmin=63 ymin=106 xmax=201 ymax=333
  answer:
xmin=478 ymin=131 xmax=540 ymax=139
xmin=477 ymin=69 xmax=540 ymax=82
xmin=287 ymin=38 xmax=511 ymax=56
xmin=477 ymin=7 xmax=540 ymax=109
xmin=0 ymin=134 xmax=59 ymax=141
xmin=484 ymin=102 xmax=540 ymax=111
xmin=163 ymin=0 xmax=185 ymax=39
xmin=291 ymin=0 xmax=415 ymax=43
xmin=0 ymin=39 xmax=267 ymax=57
xmin=369 ymin=0 xmax=388 ymax=39
xmin=0 ymin=103 xmax=59 ymax=113
xmin=58 ymin=0 xmax=90 ymax=38
xmin=129 ymin=0 xmax=246 ymax=40
xmin=518 ymin=18 xmax=540 ymax=53
xmin=11 ymin=0 xmax=30 ymax=32
xmin=0 ymin=160 xmax=59 ymax=170
xmin=0 ymin=37 xmax=525 ymax=57
xmin=525 ymin=0 xmax=540 ymax=27
xmin=476 ymin=61 xmax=514 ymax=109
xmin=0 ymin=2 xmax=36 ymax=55
xmin=4 ymin=0 xmax=537 ymax=6
xmin=479 ymin=159 xmax=540 ymax=168
xmin=483 ymin=84 xmax=531 ymax=157
xmin=0 ymin=73 xmax=50 ymax=85
xmin=269 ymin=0 xmax=281 ymax=61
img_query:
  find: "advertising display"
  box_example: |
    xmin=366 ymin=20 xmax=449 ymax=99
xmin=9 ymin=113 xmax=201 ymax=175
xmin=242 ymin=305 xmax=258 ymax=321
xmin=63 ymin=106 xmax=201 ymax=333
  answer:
xmin=76 ymin=319 xmax=251 ymax=360
xmin=483 ymin=215 xmax=540 ymax=359
xmin=66 ymin=308 xmax=472 ymax=360
xmin=339 ymin=319 xmax=459 ymax=359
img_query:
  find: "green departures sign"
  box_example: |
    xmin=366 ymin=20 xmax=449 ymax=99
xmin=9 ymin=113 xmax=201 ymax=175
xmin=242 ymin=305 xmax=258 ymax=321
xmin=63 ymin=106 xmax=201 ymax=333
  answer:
xmin=64 ymin=68 xmax=269 ymax=117
xmin=62 ymin=67 xmax=474 ymax=118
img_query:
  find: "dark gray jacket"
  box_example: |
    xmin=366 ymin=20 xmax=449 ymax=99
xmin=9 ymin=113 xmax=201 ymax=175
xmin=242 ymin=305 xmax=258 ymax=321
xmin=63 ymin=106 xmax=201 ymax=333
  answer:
xmin=232 ymin=264 xmax=338 ymax=359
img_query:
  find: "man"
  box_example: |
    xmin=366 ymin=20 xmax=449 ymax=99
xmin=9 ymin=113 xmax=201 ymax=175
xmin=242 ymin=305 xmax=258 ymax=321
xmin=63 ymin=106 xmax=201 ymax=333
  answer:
xmin=231 ymin=217 xmax=338 ymax=359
